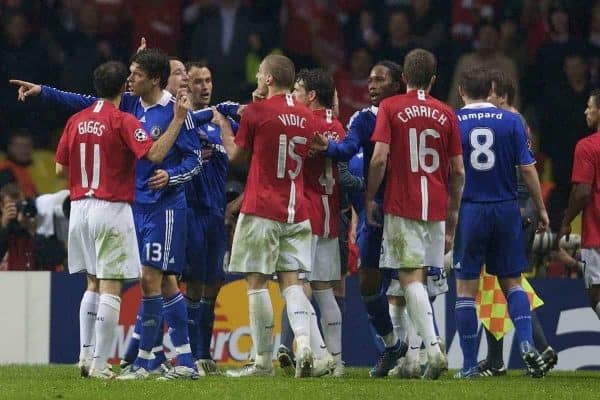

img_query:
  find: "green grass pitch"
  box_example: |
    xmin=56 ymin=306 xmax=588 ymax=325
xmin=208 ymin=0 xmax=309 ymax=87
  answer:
xmin=0 ymin=366 xmax=598 ymax=400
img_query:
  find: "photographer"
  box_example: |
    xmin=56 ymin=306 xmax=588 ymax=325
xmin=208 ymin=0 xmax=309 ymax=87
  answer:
xmin=0 ymin=183 xmax=65 ymax=271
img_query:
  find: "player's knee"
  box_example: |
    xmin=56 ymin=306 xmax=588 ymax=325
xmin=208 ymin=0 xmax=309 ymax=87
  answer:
xmin=358 ymin=268 xmax=380 ymax=295
xmin=86 ymin=274 xmax=99 ymax=292
xmin=140 ymin=267 xmax=162 ymax=296
xmin=185 ymin=281 xmax=203 ymax=300
xmin=387 ymin=295 xmax=405 ymax=306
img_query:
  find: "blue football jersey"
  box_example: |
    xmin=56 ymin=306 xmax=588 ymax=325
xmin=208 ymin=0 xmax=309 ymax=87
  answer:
xmin=456 ymin=103 xmax=534 ymax=202
xmin=348 ymin=150 xmax=365 ymax=217
xmin=325 ymin=106 xmax=384 ymax=201
xmin=42 ymin=86 xmax=202 ymax=207
xmin=185 ymin=118 xmax=238 ymax=217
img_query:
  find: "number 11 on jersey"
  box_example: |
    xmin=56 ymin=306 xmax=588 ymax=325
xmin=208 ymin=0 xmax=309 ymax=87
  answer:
xmin=80 ymin=142 xmax=100 ymax=190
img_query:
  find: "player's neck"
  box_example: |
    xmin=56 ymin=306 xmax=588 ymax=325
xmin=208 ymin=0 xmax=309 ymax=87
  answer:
xmin=267 ymin=87 xmax=289 ymax=99
xmin=462 ymin=97 xmax=487 ymax=106
xmin=141 ymin=87 xmax=164 ymax=107
xmin=102 ymin=95 xmax=122 ymax=108
xmin=406 ymin=86 xmax=430 ymax=93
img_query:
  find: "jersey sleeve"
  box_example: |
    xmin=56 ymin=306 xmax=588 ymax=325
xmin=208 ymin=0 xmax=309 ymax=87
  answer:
xmin=41 ymin=86 xmax=96 ymax=112
xmin=55 ymin=120 xmax=71 ymax=165
xmin=371 ymin=101 xmax=392 ymax=144
xmin=446 ymin=112 xmax=463 ymax=157
xmin=572 ymin=140 xmax=595 ymax=185
xmin=165 ymin=126 xmax=203 ymax=186
xmin=324 ymin=111 xmax=361 ymax=161
xmin=120 ymin=114 xmax=153 ymax=160
xmin=234 ymin=106 xmax=255 ymax=150
xmin=514 ymin=116 xmax=535 ymax=166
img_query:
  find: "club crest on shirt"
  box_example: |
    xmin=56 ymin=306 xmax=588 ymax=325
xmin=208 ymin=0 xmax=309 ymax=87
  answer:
xmin=150 ymin=125 xmax=162 ymax=139
xmin=134 ymin=128 xmax=148 ymax=142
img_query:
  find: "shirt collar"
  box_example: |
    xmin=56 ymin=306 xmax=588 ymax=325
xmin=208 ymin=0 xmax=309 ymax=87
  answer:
xmin=140 ymin=90 xmax=173 ymax=110
xmin=462 ymin=102 xmax=496 ymax=109
xmin=370 ymin=105 xmax=378 ymax=115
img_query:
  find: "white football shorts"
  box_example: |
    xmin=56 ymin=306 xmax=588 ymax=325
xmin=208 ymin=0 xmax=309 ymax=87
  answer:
xmin=68 ymin=198 xmax=140 ymax=280
xmin=228 ymin=213 xmax=312 ymax=275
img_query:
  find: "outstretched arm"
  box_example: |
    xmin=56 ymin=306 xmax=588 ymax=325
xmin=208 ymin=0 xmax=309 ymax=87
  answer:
xmin=9 ymin=79 xmax=96 ymax=111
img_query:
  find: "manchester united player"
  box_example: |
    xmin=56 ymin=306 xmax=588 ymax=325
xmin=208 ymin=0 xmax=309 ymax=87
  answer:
xmin=292 ymin=68 xmax=344 ymax=376
xmin=559 ymin=89 xmax=600 ymax=319
xmin=221 ymin=55 xmax=321 ymax=378
xmin=367 ymin=49 xmax=464 ymax=380
xmin=55 ymin=61 xmax=190 ymax=379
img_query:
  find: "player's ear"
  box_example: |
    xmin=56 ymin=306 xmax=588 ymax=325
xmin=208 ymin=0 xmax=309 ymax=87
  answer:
xmin=401 ymin=72 xmax=407 ymax=85
xmin=428 ymin=75 xmax=436 ymax=91
xmin=308 ymin=89 xmax=316 ymax=103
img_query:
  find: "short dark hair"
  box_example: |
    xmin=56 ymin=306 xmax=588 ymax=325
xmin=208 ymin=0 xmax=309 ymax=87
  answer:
xmin=0 ymin=183 xmax=22 ymax=202
xmin=489 ymin=69 xmax=516 ymax=106
xmin=130 ymin=48 xmax=170 ymax=89
xmin=403 ymin=49 xmax=436 ymax=89
xmin=263 ymin=54 xmax=295 ymax=89
xmin=185 ymin=61 xmax=210 ymax=72
xmin=591 ymin=89 xmax=600 ymax=108
xmin=459 ymin=65 xmax=492 ymax=100
xmin=93 ymin=61 xmax=128 ymax=98
xmin=374 ymin=60 xmax=404 ymax=93
xmin=296 ymin=68 xmax=335 ymax=108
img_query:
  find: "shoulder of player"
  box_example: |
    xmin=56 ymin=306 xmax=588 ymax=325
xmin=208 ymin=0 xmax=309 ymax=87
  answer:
xmin=577 ymin=133 xmax=600 ymax=150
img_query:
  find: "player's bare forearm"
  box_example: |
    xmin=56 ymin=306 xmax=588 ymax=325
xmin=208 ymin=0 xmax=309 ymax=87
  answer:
xmin=446 ymin=156 xmax=465 ymax=237
xmin=366 ymin=146 xmax=388 ymax=202
xmin=519 ymin=164 xmax=546 ymax=214
xmin=221 ymin=129 xmax=249 ymax=165
xmin=146 ymin=116 xmax=185 ymax=163
xmin=563 ymin=183 xmax=592 ymax=226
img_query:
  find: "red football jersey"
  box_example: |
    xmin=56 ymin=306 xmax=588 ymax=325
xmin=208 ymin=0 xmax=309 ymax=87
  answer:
xmin=571 ymin=132 xmax=600 ymax=248
xmin=235 ymin=93 xmax=318 ymax=224
xmin=55 ymin=100 xmax=153 ymax=203
xmin=304 ymin=109 xmax=346 ymax=237
xmin=372 ymin=90 xmax=462 ymax=221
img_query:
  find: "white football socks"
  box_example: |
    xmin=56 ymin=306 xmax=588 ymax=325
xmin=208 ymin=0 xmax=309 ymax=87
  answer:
xmin=313 ymin=288 xmax=342 ymax=362
xmin=248 ymin=289 xmax=274 ymax=369
xmin=389 ymin=302 xmax=409 ymax=343
xmin=405 ymin=315 xmax=422 ymax=360
xmin=282 ymin=285 xmax=312 ymax=351
xmin=91 ymin=294 xmax=120 ymax=371
xmin=404 ymin=282 xmax=440 ymax=356
xmin=79 ymin=291 xmax=99 ymax=362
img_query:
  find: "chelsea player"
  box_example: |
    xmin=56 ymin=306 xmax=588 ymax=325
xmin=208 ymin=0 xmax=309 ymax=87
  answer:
xmin=11 ymin=49 xmax=203 ymax=380
xmin=182 ymin=61 xmax=239 ymax=375
xmin=453 ymin=66 xmax=549 ymax=379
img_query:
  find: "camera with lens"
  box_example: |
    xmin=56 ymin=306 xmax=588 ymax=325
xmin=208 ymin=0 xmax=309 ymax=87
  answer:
xmin=16 ymin=198 xmax=38 ymax=218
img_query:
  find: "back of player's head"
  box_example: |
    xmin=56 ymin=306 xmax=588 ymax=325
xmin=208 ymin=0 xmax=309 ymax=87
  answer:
xmin=403 ymin=49 xmax=437 ymax=89
xmin=262 ymin=54 xmax=295 ymax=89
xmin=130 ymin=48 xmax=170 ymax=89
xmin=591 ymin=88 xmax=600 ymax=108
xmin=374 ymin=60 xmax=404 ymax=93
xmin=489 ymin=69 xmax=516 ymax=106
xmin=296 ymin=68 xmax=335 ymax=108
xmin=459 ymin=65 xmax=492 ymax=100
xmin=93 ymin=61 xmax=128 ymax=99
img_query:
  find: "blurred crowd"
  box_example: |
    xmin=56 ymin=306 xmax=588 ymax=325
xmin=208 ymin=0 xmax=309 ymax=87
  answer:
xmin=0 ymin=0 xmax=599 ymax=277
